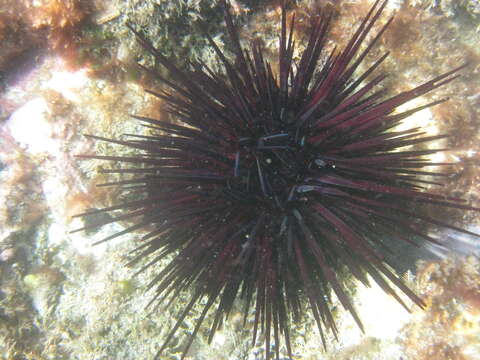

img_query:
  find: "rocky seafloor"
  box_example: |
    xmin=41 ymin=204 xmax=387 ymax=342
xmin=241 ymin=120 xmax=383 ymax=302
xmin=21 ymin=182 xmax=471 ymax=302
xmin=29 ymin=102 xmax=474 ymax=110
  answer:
xmin=0 ymin=0 xmax=479 ymax=359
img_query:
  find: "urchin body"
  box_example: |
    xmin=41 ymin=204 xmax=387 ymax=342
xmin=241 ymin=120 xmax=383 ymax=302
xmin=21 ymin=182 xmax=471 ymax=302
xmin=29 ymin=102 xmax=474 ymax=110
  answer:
xmin=74 ymin=1 xmax=476 ymax=359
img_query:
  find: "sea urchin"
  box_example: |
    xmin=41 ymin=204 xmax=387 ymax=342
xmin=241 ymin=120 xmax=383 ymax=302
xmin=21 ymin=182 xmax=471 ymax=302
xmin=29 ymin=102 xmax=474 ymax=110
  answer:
xmin=74 ymin=0 xmax=477 ymax=359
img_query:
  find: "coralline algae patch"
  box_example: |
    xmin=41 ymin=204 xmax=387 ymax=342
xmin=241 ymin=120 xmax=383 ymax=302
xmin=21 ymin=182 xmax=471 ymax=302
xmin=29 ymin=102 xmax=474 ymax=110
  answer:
xmin=0 ymin=0 xmax=91 ymax=89
xmin=0 ymin=52 xmax=163 ymax=359
xmin=400 ymin=257 xmax=480 ymax=360
xmin=1 ymin=57 xmax=143 ymax=226
xmin=0 ymin=1 xmax=479 ymax=360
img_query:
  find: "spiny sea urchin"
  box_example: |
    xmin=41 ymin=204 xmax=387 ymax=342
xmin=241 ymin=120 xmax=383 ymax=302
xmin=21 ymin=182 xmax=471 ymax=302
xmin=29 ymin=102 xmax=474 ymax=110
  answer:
xmin=74 ymin=0 xmax=477 ymax=359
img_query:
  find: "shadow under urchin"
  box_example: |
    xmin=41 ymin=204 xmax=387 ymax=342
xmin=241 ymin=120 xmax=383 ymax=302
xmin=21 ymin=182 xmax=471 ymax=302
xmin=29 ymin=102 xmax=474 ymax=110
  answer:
xmin=73 ymin=0 xmax=477 ymax=359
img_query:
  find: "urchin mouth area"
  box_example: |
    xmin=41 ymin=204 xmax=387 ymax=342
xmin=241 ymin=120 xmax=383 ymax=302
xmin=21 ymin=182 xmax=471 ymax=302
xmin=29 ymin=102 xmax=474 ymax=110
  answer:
xmin=230 ymin=126 xmax=333 ymax=212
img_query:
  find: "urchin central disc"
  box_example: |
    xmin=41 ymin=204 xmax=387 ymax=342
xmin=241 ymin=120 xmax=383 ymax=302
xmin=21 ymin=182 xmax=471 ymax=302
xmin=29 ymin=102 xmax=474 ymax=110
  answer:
xmin=230 ymin=129 xmax=321 ymax=211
